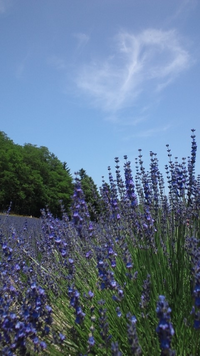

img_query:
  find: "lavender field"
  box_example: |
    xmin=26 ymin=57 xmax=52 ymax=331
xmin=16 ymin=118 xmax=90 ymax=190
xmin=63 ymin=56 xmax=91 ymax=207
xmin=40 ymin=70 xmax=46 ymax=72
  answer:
xmin=1 ymin=130 xmax=200 ymax=355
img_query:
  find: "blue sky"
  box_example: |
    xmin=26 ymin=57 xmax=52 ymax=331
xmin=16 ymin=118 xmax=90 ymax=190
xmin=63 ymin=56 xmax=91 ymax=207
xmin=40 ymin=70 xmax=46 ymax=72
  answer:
xmin=1 ymin=0 xmax=200 ymax=190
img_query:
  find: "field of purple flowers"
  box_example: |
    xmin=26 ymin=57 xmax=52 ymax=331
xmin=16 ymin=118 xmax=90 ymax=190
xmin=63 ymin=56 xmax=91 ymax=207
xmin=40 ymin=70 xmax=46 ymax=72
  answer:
xmin=1 ymin=130 xmax=200 ymax=355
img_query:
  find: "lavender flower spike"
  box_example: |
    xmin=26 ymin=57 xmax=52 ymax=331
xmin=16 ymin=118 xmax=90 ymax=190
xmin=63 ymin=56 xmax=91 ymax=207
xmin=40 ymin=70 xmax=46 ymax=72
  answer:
xmin=126 ymin=313 xmax=142 ymax=355
xmin=156 ymin=295 xmax=175 ymax=356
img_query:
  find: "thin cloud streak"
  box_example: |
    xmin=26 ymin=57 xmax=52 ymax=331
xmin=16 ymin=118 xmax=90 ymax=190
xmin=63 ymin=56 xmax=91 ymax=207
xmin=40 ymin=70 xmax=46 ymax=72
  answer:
xmin=165 ymin=0 xmax=198 ymax=25
xmin=121 ymin=125 xmax=171 ymax=141
xmin=76 ymin=29 xmax=191 ymax=115
xmin=121 ymin=116 xmax=147 ymax=128
xmin=136 ymin=125 xmax=171 ymax=138
xmin=73 ymin=32 xmax=90 ymax=51
xmin=48 ymin=55 xmax=67 ymax=70
xmin=15 ymin=52 xmax=31 ymax=79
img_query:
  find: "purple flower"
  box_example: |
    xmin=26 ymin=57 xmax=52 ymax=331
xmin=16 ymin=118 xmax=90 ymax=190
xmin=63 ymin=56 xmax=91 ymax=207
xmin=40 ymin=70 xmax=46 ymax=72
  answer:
xmin=126 ymin=313 xmax=141 ymax=355
xmin=116 ymin=307 xmax=122 ymax=317
xmin=88 ymin=334 xmax=95 ymax=347
xmin=156 ymin=296 xmax=175 ymax=355
xmin=88 ymin=290 xmax=94 ymax=299
xmin=111 ymin=341 xmax=122 ymax=356
xmin=59 ymin=333 xmax=66 ymax=341
xmin=40 ymin=341 xmax=47 ymax=349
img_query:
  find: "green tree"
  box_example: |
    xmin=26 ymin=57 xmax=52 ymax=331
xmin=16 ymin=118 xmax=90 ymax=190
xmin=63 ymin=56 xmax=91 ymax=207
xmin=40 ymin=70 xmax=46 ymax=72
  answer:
xmin=0 ymin=132 xmax=23 ymax=212
xmin=0 ymin=131 xmax=73 ymax=217
xmin=78 ymin=168 xmax=101 ymax=220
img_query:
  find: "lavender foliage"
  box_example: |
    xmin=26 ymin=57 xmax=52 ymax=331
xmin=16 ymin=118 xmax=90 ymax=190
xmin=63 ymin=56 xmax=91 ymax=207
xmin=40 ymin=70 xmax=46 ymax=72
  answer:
xmin=1 ymin=130 xmax=200 ymax=355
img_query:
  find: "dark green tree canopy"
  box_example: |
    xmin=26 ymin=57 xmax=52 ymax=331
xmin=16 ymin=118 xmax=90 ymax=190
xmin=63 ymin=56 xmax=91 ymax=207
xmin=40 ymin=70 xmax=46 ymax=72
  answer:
xmin=0 ymin=131 xmax=73 ymax=217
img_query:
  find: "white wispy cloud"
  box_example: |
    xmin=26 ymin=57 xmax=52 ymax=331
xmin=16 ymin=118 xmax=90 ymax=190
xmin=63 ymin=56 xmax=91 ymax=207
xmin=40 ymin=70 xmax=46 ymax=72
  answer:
xmin=76 ymin=29 xmax=191 ymax=114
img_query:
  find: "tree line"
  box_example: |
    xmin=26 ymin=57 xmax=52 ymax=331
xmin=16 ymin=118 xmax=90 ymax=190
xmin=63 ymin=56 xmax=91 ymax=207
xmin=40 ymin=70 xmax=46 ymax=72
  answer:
xmin=0 ymin=131 xmax=100 ymax=218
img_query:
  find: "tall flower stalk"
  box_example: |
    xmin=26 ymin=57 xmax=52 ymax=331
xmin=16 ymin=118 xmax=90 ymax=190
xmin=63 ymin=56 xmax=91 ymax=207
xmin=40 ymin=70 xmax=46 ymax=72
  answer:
xmin=1 ymin=130 xmax=200 ymax=355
